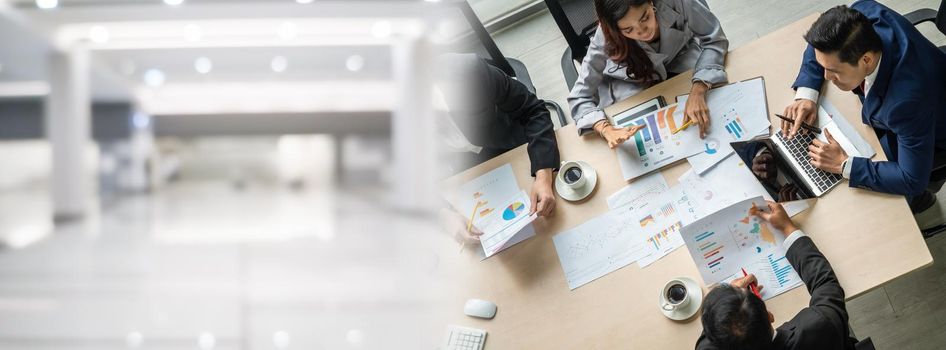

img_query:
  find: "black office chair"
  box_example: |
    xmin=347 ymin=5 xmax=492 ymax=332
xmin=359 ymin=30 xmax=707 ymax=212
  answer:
xmin=440 ymin=1 xmax=569 ymax=127
xmin=904 ymin=0 xmax=946 ymax=55
xmin=545 ymin=0 xmax=598 ymax=91
xmin=855 ymin=337 xmax=875 ymax=350
xmin=904 ymin=1 xmax=946 ymax=238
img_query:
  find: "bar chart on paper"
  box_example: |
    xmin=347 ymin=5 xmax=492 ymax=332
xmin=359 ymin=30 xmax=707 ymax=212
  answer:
xmin=632 ymin=200 xmax=686 ymax=268
xmin=695 ymin=231 xmax=725 ymax=275
xmin=645 ymin=221 xmax=682 ymax=250
xmin=681 ymin=77 xmax=772 ymax=174
xmin=722 ymin=108 xmax=747 ymax=140
xmin=765 ymin=254 xmax=795 ymax=287
xmin=617 ymin=104 xmax=704 ymax=181
xmin=629 ymin=106 xmax=678 ymax=160
xmin=680 ymin=197 xmax=802 ymax=300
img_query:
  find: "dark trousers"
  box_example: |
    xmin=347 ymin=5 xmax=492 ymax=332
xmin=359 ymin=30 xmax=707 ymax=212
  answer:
xmin=909 ymin=149 xmax=946 ymax=213
xmin=873 ymin=128 xmax=946 ymax=213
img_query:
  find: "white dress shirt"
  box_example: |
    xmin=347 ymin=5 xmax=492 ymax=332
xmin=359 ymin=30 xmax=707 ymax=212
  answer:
xmin=782 ymin=229 xmax=807 ymax=252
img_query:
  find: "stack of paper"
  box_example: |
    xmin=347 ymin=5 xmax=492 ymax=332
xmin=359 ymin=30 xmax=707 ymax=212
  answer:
xmin=606 ymin=172 xmax=670 ymax=210
xmin=555 ymin=173 xmax=688 ymax=290
xmin=448 ymin=164 xmax=537 ymax=258
xmin=552 ymin=208 xmax=653 ymax=290
xmin=678 ymin=78 xmax=772 ymax=174
xmin=622 ymin=199 xmax=686 ymax=268
xmin=676 ymin=154 xmax=776 ymax=224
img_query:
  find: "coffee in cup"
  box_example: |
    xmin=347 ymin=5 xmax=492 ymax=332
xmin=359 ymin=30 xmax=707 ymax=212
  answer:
xmin=661 ymin=279 xmax=691 ymax=312
xmin=563 ymin=166 xmax=583 ymax=184
xmin=559 ymin=161 xmax=587 ymax=189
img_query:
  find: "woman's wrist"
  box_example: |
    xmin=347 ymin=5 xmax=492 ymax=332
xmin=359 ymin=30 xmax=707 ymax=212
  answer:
xmin=593 ymin=120 xmax=611 ymax=135
xmin=691 ymin=81 xmax=710 ymax=95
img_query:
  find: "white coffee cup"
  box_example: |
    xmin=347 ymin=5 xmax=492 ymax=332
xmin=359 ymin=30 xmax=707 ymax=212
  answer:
xmin=661 ymin=279 xmax=691 ymax=312
xmin=559 ymin=161 xmax=586 ymax=189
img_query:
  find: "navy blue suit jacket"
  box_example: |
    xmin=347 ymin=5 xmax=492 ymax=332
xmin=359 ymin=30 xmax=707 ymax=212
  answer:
xmin=793 ymin=0 xmax=946 ymax=197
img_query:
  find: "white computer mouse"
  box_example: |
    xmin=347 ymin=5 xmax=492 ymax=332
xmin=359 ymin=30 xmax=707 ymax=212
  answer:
xmin=463 ymin=299 xmax=497 ymax=319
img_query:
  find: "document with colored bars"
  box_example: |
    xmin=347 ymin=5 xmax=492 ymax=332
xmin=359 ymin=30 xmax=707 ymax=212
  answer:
xmin=447 ymin=164 xmax=537 ymax=258
xmin=678 ymin=77 xmax=772 ymax=174
xmin=680 ymin=196 xmax=802 ymax=300
xmin=616 ymin=104 xmax=705 ymax=181
xmin=553 ymin=191 xmax=686 ymax=290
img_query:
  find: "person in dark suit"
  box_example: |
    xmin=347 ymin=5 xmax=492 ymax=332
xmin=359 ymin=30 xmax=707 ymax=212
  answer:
xmin=783 ymin=1 xmax=946 ymax=221
xmin=695 ymin=201 xmax=858 ymax=350
xmin=435 ymin=54 xmax=561 ymax=243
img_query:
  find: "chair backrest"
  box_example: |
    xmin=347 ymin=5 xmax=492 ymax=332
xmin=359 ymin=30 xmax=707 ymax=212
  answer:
xmin=545 ymin=0 xmax=598 ymax=61
xmin=938 ymin=0 xmax=946 ymax=36
xmin=436 ymin=1 xmax=516 ymax=78
xmin=854 ymin=337 xmax=875 ymax=350
xmin=545 ymin=0 xmax=712 ymax=62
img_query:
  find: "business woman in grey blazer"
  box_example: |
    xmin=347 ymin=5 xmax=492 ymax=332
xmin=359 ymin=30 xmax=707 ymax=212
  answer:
xmin=568 ymin=0 xmax=728 ymax=148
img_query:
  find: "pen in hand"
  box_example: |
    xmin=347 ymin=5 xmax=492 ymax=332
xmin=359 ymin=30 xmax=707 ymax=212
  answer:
xmin=742 ymin=267 xmax=761 ymax=298
xmin=775 ymin=114 xmax=821 ymax=134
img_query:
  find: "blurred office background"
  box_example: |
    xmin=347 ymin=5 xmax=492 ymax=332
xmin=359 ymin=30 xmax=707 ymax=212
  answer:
xmin=9 ymin=0 xmax=944 ymax=349
xmin=0 ymin=0 xmax=512 ymax=348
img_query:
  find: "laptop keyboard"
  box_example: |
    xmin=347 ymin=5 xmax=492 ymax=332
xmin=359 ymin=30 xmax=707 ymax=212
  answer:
xmin=774 ymin=131 xmax=842 ymax=193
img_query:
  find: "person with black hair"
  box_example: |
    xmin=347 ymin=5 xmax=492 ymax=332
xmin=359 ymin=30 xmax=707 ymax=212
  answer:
xmin=783 ymin=1 xmax=946 ymax=225
xmin=568 ymin=0 xmax=728 ymax=147
xmin=434 ymin=54 xmax=561 ymax=243
xmin=696 ymin=201 xmax=858 ymax=350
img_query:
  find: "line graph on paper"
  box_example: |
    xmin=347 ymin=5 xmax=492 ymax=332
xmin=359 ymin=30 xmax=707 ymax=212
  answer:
xmin=553 ymin=211 xmax=652 ymax=290
xmin=563 ymin=214 xmax=640 ymax=260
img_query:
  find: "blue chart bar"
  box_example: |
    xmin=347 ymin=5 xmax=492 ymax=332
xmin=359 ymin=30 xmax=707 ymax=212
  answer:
xmin=768 ymin=254 xmax=794 ymax=286
xmin=695 ymin=231 xmax=715 ymax=242
xmin=646 ymin=114 xmax=661 ymax=144
xmin=637 ymin=120 xmax=651 ymax=142
xmin=726 ymin=122 xmax=742 ymax=139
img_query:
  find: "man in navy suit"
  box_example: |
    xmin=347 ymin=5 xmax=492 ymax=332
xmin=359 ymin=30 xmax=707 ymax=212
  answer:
xmin=783 ymin=1 xmax=946 ymax=225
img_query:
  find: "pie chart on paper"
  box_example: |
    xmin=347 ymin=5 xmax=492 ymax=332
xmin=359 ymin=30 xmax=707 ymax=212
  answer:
xmin=704 ymin=138 xmax=720 ymax=155
xmin=502 ymin=201 xmax=526 ymax=220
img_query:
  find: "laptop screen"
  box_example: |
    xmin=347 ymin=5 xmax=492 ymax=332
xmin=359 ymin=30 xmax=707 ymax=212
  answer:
xmin=731 ymin=137 xmax=816 ymax=202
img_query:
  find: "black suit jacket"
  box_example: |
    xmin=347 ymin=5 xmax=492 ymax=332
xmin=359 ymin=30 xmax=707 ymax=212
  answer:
xmin=696 ymin=236 xmax=858 ymax=350
xmin=437 ymin=54 xmax=560 ymax=175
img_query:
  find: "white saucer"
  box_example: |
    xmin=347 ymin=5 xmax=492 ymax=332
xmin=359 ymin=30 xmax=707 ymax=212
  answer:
xmin=658 ymin=277 xmax=704 ymax=321
xmin=555 ymin=161 xmax=597 ymax=201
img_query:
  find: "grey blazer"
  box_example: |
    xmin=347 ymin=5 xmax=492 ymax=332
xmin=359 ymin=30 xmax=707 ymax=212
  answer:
xmin=567 ymin=0 xmax=729 ymax=134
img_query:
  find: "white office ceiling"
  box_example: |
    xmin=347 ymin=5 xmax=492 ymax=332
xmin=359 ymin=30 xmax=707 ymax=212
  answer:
xmin=0 ymin=0 xmax=437 ymax=112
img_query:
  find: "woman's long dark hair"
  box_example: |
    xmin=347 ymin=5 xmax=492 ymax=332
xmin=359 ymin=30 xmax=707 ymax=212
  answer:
xmin=594 ymin=0 xmax=658 ymax=85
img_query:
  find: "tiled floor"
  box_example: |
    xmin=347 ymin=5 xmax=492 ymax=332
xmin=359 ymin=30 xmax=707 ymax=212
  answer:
xmin=494 ymin=1 xmax=946 ymax=348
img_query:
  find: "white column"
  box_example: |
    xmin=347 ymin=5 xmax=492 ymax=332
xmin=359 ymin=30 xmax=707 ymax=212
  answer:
xmin=45 ymin=46 xmax=92 ymax=221
xmin=390 ymin=35 xmax=437 ymax=213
